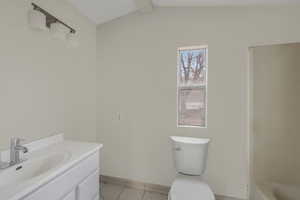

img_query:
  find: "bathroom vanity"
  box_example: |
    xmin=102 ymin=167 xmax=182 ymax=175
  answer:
xmin=0 ymin=135 xmax=102 ymax=200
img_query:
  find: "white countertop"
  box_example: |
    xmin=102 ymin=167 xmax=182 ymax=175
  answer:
xmin=0 ymin=135 xmax=102 ymax=200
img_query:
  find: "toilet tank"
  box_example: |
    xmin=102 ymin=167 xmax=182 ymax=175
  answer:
xmin=170 ymin=136 xmax=210 ymax=176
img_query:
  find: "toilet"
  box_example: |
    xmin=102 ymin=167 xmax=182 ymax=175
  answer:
xmin=168 ymin=136 xmax=215 ymax=200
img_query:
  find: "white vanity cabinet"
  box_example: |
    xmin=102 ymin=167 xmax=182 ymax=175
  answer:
xmin=77 ymin=171 xmax=99 ymax=200
xmin=62 ymin=190 xmax=76 ymax=200
xmin=22 ymin=151 xmax=100 ymax=200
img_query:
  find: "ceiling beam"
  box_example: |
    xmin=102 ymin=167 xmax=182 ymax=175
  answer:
xmin=134 ymin=0 xmax=153 ymax=13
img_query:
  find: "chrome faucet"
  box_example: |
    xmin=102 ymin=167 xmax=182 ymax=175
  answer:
xmin=0 ymin=138 xmax=28 ymax=169
xmin=10 ymin=138 xmax=28 ymax=165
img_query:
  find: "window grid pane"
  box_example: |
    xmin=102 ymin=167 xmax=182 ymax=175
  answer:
xmin=177 ymin=46 xmax=207 ymax=128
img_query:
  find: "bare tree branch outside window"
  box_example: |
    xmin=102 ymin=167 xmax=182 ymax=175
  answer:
xmin=177 ymin=46 xmax=208 ymax=127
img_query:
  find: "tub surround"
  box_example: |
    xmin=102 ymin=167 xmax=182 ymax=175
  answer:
xmin=255 ymin=183 xmax=276 ymax=200
xmin=0 ymin=134 xmax=102 ymax=200
xmin=250 ymin=44 xmax=300 ymax=200
xmin=255 ymin=182 xmax=300 ymax=200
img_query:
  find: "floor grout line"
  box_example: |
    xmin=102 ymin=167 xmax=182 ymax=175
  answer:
xmin=102 ymin=182 xmax=168 ymax=200
xmin=141 ymin=188 xmax=146 ymax=200
xmin=116 ymin=185 xmax=125 ymax=200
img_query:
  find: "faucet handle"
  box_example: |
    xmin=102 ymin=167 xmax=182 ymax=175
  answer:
xmin=17 ymin=138 xmax=25 ymax=142
xmin=16 ymin=138 xmax=26 ymax=146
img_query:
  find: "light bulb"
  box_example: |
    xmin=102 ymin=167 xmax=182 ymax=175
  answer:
xmin=50 ymin=22 xmax=69 ymax=40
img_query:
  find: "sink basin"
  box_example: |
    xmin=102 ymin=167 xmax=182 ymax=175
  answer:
xmin=0 ymin=151 xmax=71 ymax=188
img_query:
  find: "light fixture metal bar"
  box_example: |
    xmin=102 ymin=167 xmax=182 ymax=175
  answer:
xmin=31 ymin=3 xmax=76 ymax=33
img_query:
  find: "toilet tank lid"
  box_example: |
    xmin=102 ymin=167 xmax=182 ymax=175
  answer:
xmin=170 ymin=136 xmax=210 ymax=144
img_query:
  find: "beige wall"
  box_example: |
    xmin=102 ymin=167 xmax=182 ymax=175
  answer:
xmin=96 ymin=6 xmax=300 ymax=199
xmin=252 ymin=43 xmax=300 ymax=185
xmin=0 ymin=0 xmax=97 ymax=148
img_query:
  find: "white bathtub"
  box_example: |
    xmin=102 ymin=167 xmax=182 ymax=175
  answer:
xmin=255 ymin=182 xmax=300 ymax=200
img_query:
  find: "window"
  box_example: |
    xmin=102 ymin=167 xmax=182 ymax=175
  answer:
xmin=177 ymin=46 xmax=208 ymax=128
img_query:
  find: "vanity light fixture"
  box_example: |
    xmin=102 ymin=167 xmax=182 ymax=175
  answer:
xmin=50 ymin=22 xmax=70 ymax=40
xmin=29 ymin=3 xmax=79 ymax=46
xmin=31 ymin=3 xmax=76 ymax=34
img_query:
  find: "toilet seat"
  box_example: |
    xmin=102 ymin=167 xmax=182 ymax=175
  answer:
xmin=169 ymin=176 xmax=215 ymax=200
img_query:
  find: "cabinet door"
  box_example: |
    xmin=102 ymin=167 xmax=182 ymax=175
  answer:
xmin=77 ymin=170 xmax=99 ymax=200
xmin=62 ymin=190 xmax=76 ymax=200
xmin=23 ymin=152 xmax=99 ymax=200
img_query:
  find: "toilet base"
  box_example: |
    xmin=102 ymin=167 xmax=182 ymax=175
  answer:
xmin=168 ymin=175 xmax=215 ymax=200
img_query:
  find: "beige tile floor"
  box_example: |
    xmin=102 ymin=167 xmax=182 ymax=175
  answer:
xmin=100 ymin=182 xmax=229 ymax=200
xmin=101 ymin=183 xmax=168 ymax=200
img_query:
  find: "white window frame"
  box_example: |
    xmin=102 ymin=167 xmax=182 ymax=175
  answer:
xmin=177 ymin=45 xmax=208 ymax=128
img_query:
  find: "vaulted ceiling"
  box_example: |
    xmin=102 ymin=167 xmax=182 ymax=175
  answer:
xmin=67 ymin=0 xmax=300 ymax=24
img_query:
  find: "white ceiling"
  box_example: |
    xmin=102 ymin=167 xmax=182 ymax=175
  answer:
xmin=67 ymin=0 xmax=300 ymax=25
xmin=68 ymin=0 xmax=137 ymax=24
xmin=153 ymin=0 xmax=300 ymax=6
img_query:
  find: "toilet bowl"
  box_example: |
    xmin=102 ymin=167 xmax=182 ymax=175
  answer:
xmin=169 ymin=136 xmax=215 ymax=200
